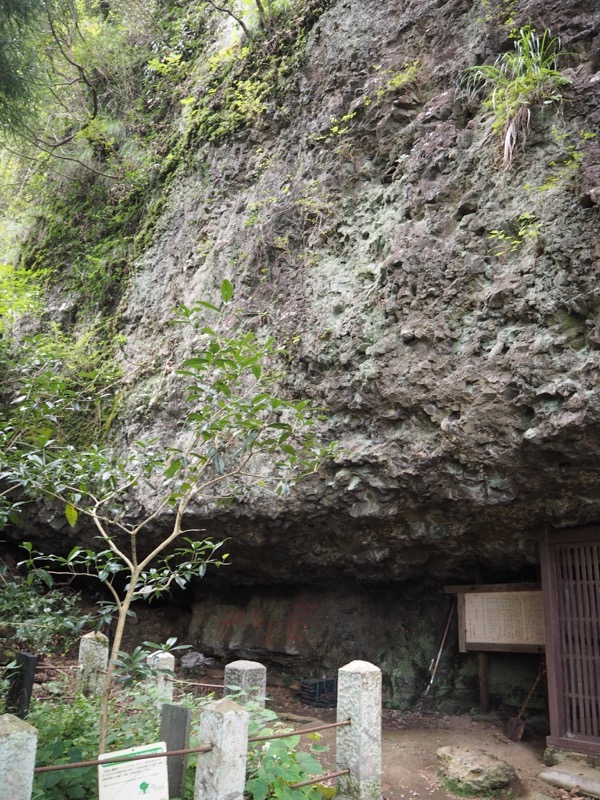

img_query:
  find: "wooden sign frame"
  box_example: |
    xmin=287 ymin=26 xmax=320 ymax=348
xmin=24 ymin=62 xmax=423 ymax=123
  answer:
xmin=444 ymin=583 xmax=545 ymax=653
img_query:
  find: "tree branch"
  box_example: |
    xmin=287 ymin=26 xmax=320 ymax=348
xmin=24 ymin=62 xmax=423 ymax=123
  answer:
xmin=203 ymin=0 xmax=252 ymax=40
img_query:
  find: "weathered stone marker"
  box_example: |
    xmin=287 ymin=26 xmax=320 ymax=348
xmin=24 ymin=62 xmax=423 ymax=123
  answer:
xmin=78 ymin=631 xmax=109 ymax=697
xmin=0 ymin=713 xmax=37 ymax=800
xmin=160 ymin=703 xmax=191 ymax=800
xmin=6 ymin=651 xmax=37 ymax=718
xmin=336 ymin=660 xmax=382 ymax=800
xmin=147 ymin=651 xmax=175 ymax=703
xmin=224 ymin=659 xmax=266 ymax=707
xmin=194 ymin=697 xmax=249 ymax=800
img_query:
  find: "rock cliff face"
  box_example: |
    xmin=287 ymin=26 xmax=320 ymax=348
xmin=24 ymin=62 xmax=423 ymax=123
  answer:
xmin=119 ymin=0 xmax=600 ymax=590
xmin=16 ymin=0 xmax=600 ymax=703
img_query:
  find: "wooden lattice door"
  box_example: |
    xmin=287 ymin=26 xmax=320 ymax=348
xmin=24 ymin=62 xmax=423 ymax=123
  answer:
xmin=540 ymin=528 xmax=600 ymax=755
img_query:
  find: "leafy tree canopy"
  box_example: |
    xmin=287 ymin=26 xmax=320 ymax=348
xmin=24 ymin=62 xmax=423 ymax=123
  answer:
xmin=0 ymin=0 xmax=44 ymax=133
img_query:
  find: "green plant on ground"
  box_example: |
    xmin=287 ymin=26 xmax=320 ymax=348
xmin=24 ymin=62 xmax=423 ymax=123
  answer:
xmin=460 ymin=26 xmax=571 ymax=167
xmin=30 ymin=692 xmax=101 ymax=800
xmin=29 ymin=677 xmax=174 ymax=800
xmin=489 ymin=212 xmax=541 ymax=256
xmin=246 ymin=734 xmax=327 ymax=799
xmin=29 ymin=677 xmax=328 ymax=800
xmin=113 ymin=638 xmax=190 ymax=686
xmin=245 ymin=701 xmax=330 ymax=799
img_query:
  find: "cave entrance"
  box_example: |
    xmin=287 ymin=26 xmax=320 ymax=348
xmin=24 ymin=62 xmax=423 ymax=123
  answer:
xmin=540 ymin=527 xmax=600 ymax=756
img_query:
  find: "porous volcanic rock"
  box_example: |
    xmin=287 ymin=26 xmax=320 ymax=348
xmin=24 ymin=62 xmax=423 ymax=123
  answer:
xmin=437 ymin=745 xmax=517 ymax=792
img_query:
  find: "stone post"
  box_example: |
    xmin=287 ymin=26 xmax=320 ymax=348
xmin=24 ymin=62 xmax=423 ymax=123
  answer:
xmin=146 ymin=651 xmax=175 ymax=703
xmin=224 ymin=659 xmax=266 ymax=707
xmin=77 ymin=631 xmax=109 ymax=697
xmin=336 ymin=660 xmax=382 ymax=800
xmin=0 ymin=713 xmax=37 ymax=800
xmin=194 ymin=697 xmax=249 ymax=800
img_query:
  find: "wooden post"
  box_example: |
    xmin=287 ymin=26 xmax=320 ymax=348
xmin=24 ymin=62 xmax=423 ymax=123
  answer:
xmin=160 ymin=704 xmax=191 ymax=800
xmin=6 ymin=652 xmax=37 ymax=719
xmin=478 ymin=652 xmax=490 ymax=713
xmin=474 ymin=567 xmax=489 ymax=713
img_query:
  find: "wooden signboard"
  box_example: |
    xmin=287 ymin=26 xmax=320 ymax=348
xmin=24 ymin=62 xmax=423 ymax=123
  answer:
xmin=445 ymin=584 xmax=545 ymax=653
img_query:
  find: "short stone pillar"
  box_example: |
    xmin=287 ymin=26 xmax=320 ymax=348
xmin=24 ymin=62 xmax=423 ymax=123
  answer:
xmin=146 ymin=651 xmax=175 ymax=703
xmin=224 ymin=660 xmax=266 ymax=707
xmin=194 ymin=697 xmax=249 ymax=800
xmin=336 ymin=660 xmax=382 ymax=800
xmin=0 ymin=713 xmax=37 ymax=800
xmin=77 ymin=631 xmax=109 ymax=697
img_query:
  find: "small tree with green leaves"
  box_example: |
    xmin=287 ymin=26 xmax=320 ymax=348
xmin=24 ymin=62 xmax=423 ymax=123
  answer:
xmin=14 ymin=280 xmax=333 ymax=751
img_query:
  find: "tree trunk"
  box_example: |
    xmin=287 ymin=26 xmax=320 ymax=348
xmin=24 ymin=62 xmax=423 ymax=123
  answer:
xmin=98 ymin=580 xmax=138 ymax=753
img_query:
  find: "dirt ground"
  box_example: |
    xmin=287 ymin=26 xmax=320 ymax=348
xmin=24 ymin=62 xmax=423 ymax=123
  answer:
xmin=267 ymin=685 xmax=559 ymax=800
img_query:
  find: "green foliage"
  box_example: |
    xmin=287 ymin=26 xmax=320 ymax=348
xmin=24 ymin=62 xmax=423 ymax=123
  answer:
xmin=183 ymin=0 xmax=328 ymax=145
xmin=488 ymin=212 xmax=541 ymax=256
xmin=0 ymin=263 xmax=45 ymax=331
xmin=203 ymin=0 xmax=297 ymax=40
xmin=20 ymin=181 xmax=142 ymax=312
xmin=461 ymin=27 xmax=571 ymax=167
xmin=12 ymin=283 xmax=333 ymax=750
xmin=0 ymin=562 xmax=89 ymax=653
xmin=246 ymin=705 xmax=329 ymax=800
xmin=526 ymin=129 xmax=597 ymax=192
xmin=246 ymin=736 xmax=325 ymax=799
xmin=29 ymin=679 xmax=169 ymax=800
xmin=311 ymin=60 xmax=419 ymax=149
xmin=0 ymin=0 xmax=44 ymax=134
xmin=0 ymin=321 xmax=122 ymax=447
xmin=477 ymin=0 xmax=517 ymax=29
xmin=30 ymin=693 xmax=100 ymax=800
xmin=28 ymin=677 xmax=329 ymax=800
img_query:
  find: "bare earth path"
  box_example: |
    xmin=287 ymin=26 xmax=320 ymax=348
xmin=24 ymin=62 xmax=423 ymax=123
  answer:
xmin=269 ymin=687 xmax=559 ymax=800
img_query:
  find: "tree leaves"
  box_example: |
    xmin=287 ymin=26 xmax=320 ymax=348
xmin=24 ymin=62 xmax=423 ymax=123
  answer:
xmin=65 ymin=503 xmax=78 ymax=527
xmin=220 ymin=278 xmax=234 ymax=303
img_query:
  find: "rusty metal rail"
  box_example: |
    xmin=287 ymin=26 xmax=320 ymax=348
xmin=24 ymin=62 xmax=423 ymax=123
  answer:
xmin=169 ymin=677 xmax=225 ymax=689
xmin=33 ymin=743 xmax=213 ymax=774
xmin=291 ymin=769 xmax=350 ymax=788
xmin=249 ymin=718 xmax=351 ymax=743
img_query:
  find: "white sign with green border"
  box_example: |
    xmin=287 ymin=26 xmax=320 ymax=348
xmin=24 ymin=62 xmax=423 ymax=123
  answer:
xmin=98 ymin=741 xmax=169 ymax=800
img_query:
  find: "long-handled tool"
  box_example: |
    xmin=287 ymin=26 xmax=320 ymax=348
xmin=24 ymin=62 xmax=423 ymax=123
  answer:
xmin=504 ymin=661 xmax=546 ymax=741
xmin=415 ymin=596 xmax=456 ymax=711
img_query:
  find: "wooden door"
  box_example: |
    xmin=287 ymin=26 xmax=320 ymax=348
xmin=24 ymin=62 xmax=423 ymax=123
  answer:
xmin=540 ymin=528 xmax=600 ymax=755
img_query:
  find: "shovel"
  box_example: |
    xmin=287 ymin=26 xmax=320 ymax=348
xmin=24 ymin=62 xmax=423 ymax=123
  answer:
xmin=504 ymin=662 xmax=546 ymax=741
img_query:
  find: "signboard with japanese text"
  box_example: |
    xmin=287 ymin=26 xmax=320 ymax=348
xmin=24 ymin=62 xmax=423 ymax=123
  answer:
xmin=98 ymin=741 xmax=169 ymax=800
xmin=445 ymin=584 xmax=545 ymax=653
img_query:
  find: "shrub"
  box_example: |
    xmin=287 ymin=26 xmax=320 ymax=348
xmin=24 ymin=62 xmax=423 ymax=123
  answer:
xmin=460 ymin=27 xmax=571 ymax=167
xmin=0 ymin=563 xmax=89 ymax=654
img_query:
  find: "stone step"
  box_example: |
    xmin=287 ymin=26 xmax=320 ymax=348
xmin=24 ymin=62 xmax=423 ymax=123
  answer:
xmin=538 ymin=764 xmax=600 ymax=799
